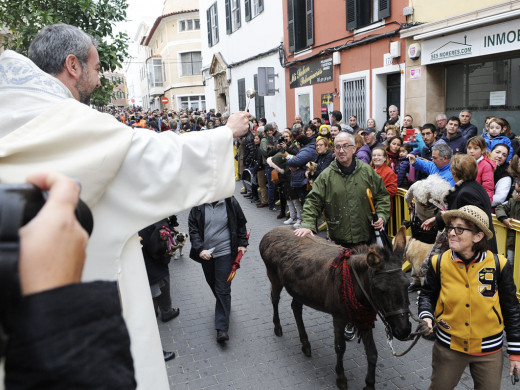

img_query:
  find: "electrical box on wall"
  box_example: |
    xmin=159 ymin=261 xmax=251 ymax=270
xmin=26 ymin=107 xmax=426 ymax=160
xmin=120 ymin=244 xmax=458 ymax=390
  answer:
xmin=390 ymin=42 xmax=401 ymax=58
xmin=332 ymin=51 xmax=341 ymax=66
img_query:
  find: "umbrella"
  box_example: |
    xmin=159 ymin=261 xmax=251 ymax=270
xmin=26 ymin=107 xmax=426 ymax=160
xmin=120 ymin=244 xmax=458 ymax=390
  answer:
xmin=226 ymin=228 xmax=252 ymax=283
xmin=366 ymin=189 xmax=392 ymax=249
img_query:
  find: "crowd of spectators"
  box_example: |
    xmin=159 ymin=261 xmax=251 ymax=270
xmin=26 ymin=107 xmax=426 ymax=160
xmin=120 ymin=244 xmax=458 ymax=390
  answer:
xmin=109 ymin=105 xmax=520 ymax=266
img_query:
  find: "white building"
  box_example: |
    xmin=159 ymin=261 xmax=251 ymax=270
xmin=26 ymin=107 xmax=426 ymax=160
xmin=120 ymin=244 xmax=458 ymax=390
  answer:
xmin=200 ymin=0 xmax=286 ymax=125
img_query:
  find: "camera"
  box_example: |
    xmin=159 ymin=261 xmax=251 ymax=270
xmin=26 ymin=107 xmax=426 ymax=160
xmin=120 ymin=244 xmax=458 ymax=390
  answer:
xmin=0 ymin=183 xmax=93 ymax=338
xmin=278 ymin=138 xmax=285 ymax=145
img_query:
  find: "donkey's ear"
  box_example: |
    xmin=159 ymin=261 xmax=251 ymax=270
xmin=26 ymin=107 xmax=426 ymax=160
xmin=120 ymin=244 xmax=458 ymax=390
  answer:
xmin=392 ymin=226 xmax=407 ymax=257
xmin=366 ymin=249 xmax=382 ymax=268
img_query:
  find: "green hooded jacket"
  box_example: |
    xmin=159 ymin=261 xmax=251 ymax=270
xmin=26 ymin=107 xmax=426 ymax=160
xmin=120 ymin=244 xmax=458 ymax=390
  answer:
xmin=300 ymin=158 xmax=390 ymax=245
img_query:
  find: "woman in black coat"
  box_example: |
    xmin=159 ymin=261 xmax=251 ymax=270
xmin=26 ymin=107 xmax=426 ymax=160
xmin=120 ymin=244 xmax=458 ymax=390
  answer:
xmin=422 ymin=154 xmax=498 ymax=253
xmin=188 ymin=197 xmax=248 ymax=342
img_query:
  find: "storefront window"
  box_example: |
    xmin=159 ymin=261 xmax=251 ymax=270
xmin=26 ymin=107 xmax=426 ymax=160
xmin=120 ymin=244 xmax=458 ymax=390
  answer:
xmin=446 ymin=56 xmax=520 ymax=133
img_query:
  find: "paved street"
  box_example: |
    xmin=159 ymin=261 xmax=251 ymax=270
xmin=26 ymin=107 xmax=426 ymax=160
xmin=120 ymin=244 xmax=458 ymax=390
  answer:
xmin=160 ymin=183 xmax=516 ymax=390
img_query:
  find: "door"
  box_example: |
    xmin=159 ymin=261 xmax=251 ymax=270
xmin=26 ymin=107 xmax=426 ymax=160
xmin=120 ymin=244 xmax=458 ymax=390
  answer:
xmin=386 ymin=73 xmax=400 ymax=120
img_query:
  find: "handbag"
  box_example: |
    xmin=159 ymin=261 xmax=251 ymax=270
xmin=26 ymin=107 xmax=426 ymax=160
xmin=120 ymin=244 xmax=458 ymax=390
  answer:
xmin=271 ymin=169 xmax=280 ymax=184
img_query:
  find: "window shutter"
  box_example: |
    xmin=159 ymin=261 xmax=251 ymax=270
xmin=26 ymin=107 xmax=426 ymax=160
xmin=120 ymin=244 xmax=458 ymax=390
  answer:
xmin=305 ymin=0 xmax=314 ymax=47
xmin=245 ymin=0 xmax=251 ymax=21
xmin=225 ymin=0 xmax=231 ymax=34
xmin=346 ymin=0 xmax=357 ymax=30
xmin=207 ymin=8 xmax=212 ymax=46
xmin=214 ymin=4 xmax=219 ymax=43
xmin=379 ymin=0 xmax=391 ymax=20
xmin=236 ymin=0 xmax=241 ymax=29
xmin=258 ymin=0 xmax=264 ymax=13
xmin=287 ymin=0 xmax=295 ymax=52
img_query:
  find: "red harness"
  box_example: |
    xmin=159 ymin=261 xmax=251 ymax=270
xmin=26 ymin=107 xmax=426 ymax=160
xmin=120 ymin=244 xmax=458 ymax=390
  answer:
xmin=330 ymin=249 xmax=377 ymax=333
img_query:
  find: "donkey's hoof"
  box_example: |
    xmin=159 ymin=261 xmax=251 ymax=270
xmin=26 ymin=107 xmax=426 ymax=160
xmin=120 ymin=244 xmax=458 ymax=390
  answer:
xmin=274 ymin=327 xmax=283 ymax=337
xmin=302 ymin=344 xmax=312 ymax=357
xmin=336 ymin=377 xmax=348 ymax=390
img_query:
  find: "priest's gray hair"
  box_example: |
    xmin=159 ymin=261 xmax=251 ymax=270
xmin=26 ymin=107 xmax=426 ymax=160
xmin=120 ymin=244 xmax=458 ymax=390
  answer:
xmin=29 ymin=23 xmax=98 ymax=76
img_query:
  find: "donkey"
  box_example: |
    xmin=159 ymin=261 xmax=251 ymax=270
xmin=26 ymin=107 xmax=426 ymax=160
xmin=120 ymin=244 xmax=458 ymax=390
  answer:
xmin=259 ymin=225 xmax=412 ymax=390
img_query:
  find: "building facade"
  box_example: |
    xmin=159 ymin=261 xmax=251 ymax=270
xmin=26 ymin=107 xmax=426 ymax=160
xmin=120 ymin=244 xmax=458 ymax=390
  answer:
xmin=200 ymin=0 xmax=287 ymax=125
xmin=138 ymin=3 xmax=205 ymax=112
xmin=104 ymin=71 xmax=128 ymax=108
xmin=282 ymin=0 xmax=408 ymax=129
xmin=401 ymin=0 xmax=520 ymax=131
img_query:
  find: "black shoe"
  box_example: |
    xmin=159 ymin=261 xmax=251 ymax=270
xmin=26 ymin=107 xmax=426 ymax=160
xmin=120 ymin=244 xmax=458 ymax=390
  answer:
xmin=251 ymin=197 xmax=260 ymax=203
xmin=163 ymin=350 xmax=175 ymax=361
xmin=276 ymin=212 xmax=285 ymax=219
xmin=161 ymin=308 xmax=180 ymax=322
xmin=407 ymin=283 xmax=421 ymax=293
xmin=240 ymin=190 xmax=247 ymax=194
xmin=216 ymin=330 xmax=229 ymax=342
xmin=244 ymin=194 xmax=253 ymax=198
xmin=344 ymin=324 xmax=356 ymax=341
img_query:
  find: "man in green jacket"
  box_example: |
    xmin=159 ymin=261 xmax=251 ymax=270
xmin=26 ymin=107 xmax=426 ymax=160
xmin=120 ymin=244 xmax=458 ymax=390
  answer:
xmin=294 ymin=132 xmax=390 ymax=340
xmin=294 ymin=132 xmax=390 ymax=247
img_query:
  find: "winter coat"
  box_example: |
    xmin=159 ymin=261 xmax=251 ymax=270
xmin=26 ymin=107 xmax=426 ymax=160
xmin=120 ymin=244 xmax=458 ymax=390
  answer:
xmin=139 ymin=218 xmax=172 ymax=286
xmin=476 ymin=155 xmax=496 ymax=204
xmin=435 ymin=180 xmax=497 ymax=252
xmin=495 ymin=197 xmax=520 ymax=249
xmin=459 ymin=122 xmax=478 ymax=140
xmin=483 ymin=133 xmax=513 ymax=162
xmin=419 ymin=250 xmax=520 ymax=356
xmin=386 ymin=150 xmax=399 ymax=172
xmin=441 ymin=132 xmax=467 ymax=155
xmin=421 ymin=139 xmax=446 ymax=161
xmin=287 ymin=142 xmax=318 ymax=187
xmin=188 ymin=197 xmax=248 ymax=263
xmin=412 ymin=159 xmax=455 ymax=186
xmin=356 ymin=144 xmax=371 ymax=164
xmin=310 ymin=150 xmax=334 ymax=180
xmin=375 ymin=165 xmax=397 ymax=198
xmin=396 ymin=156 xmax=411 ymax=187
xmin=492 ymin=163 xmax=513 ymax=207
xmin=300 ymin=159 xmax=390 ymax=246
xmin=4 ymin=282 xmax=136 ymax=390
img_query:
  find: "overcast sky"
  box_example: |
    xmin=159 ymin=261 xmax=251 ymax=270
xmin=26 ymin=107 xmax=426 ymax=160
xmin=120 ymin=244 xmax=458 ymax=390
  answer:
xmin=117 ymin=0 xmax=164 ymax=38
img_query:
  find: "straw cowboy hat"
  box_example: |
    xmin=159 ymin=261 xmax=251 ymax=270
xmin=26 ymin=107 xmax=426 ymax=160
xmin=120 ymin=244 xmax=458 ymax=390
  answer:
xmin=442 ymin=205 xmax=493 ymax=240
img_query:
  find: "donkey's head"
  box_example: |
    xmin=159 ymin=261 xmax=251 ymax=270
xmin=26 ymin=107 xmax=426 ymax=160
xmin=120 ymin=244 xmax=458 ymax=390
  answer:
xmin=366 ymin=227 xmax=411 ymax=341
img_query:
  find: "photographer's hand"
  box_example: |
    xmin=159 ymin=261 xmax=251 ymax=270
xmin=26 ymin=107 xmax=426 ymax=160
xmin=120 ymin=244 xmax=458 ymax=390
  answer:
xmin=18 ymin=172 xmax=88 ymax=296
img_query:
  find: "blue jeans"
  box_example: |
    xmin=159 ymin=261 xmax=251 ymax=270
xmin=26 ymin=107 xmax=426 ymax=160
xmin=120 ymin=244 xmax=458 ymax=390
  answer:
xmin=201 ymin=253 xmax=233 ymax=331
xmin=265 ymin=167 xmax=277 ymax=208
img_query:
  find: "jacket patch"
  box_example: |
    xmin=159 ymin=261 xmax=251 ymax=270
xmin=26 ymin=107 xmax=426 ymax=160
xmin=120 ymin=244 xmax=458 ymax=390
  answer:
xmin=438 ymin=319 xmax=451 ymax=330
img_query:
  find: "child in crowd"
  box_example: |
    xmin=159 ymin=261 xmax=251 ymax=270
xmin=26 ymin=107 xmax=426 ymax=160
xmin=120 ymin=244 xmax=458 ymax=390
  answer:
xmin=483 ymin=117 xmax=513 ymax=161
xmin=495 ymin=180 xmax=520 ymax=267
xmin=396 ymin=143 xmax=414 ymax=189
xmin=467 ymin=136 xmax=496 ymax=203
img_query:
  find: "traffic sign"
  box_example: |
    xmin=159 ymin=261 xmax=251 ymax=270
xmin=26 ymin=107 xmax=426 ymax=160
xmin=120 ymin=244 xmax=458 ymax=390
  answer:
xmin=161 ymin=97 xmax=169 ymax=104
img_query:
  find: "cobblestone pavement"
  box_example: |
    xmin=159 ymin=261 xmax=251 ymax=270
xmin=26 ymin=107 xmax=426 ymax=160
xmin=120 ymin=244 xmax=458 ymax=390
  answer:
xmin=160 ymin=183 xmax=516 ymax=390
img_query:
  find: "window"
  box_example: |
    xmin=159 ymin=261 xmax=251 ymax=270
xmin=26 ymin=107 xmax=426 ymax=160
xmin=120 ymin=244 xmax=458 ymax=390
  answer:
xmin=346 ymin=0 xmax=390 ymax=31
xmin=254 ymin=74 xmax=265 ymax=119
xmin=207 ymin=3 xmax=219 ymax=47
xmin=245 ymin=0 xmax=264 ymax=21
xmin=445 ymin=57 xmax=520 ymax=131
xmin=179 ymin=95 xmax=206 ymax=110
xmin=342 ymin=78 xmax=366 ymax=127
xmin=287 ymin=0 xmax=314 ymax=53
xmin=180 ymin=52 xmax=202 ymax=76
xmin=147 ymin=58 xmax=164 ymax=88
xmin=225 ymin=0 xmax=241 ymax=34
xmin=180 ymin=19 xmax=200 ymax=32
xmin=238 ymin=78 xmax=246 ymax=111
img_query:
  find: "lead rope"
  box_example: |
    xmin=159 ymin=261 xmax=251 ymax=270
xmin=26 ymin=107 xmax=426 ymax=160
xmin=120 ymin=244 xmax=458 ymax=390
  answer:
xmin=350 ymin=266 xmax=426 ymax=357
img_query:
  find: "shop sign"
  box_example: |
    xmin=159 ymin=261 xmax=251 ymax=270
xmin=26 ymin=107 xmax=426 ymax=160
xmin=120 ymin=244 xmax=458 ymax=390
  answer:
xmin=421 ymin=19 xmax=520 ymax=65
xmin=290 ymin=57 xmax=333 ymax=88
xmin=410 ymin=68 xmax=421 ymax=80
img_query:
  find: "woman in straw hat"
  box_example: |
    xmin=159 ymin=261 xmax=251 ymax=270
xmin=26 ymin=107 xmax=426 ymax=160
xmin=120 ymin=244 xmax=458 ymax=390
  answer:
xmin=419 ymin=205 xmax=520 ymax=389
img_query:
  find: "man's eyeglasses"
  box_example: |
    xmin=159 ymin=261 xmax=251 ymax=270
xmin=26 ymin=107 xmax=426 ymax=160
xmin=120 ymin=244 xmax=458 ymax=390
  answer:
xmin=334 ymin=144 xmax=354 ymax=151
xmin=446 ymin=225 xmax=473 ymax=235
